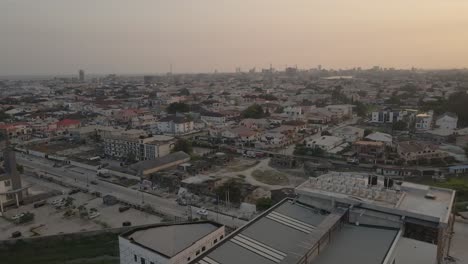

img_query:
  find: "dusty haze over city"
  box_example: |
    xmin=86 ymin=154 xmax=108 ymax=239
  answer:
xmin=1 ymin=0 xmax=468 ymax=75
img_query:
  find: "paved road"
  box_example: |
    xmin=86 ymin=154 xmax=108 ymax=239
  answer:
xmin=17 ymin=154 xmax=247 ymax=228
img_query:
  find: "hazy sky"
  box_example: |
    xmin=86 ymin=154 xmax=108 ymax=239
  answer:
xmin=1 ymin=0 xmax=468 ymax=75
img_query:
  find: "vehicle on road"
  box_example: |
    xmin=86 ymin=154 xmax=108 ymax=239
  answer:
xmin=33 ymin=200 xmax=46 ymax=208
xmin=88 ymin=211 xmax=100 ymax=219
xmin=50 ymin=198 xmax=64 ymax=205
xmin=346 ymin=157 xmax=359 ymax=165
xmin=68 ymin=189 xmax=80 ymax=195
xmin=11 ymin=213 xmax=25 ymax=220
xmin=196 ymin=208 xmax=208 ymax=216
xmin=122 ymin=221 xmax=132 ymax=226
xmin=118 ymin=206 xmax=130 ymax=213
xmin=11 ymin=231 xmax=22 ymax=238
xmin=90 ymin=180 xmax=98 ymax=185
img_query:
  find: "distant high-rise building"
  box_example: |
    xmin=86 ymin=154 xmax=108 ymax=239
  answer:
xmin=79 ymin=69 xmax=85 ymax=81
xmin=0 ymin=141 xmax=24 ymax=212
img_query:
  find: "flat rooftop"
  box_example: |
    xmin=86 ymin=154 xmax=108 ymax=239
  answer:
xmin=296 ymin=172 xmax=455 ymax=224
xmin=122 ymin=222 xmax=221 ymax=258
xmin=393 ymin=237 xmax=437 ymax=264
xmin=312 ymin=224 xmax=398 ymax=264
xmin=195 ymin=199 xmax=347 ymax=264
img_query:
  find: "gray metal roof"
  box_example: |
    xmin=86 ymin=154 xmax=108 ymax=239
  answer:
xmin=126 ymin=222 xmax=219 ymax=258
xmin=196 ymin=200 xmax=345 ymax=264
xmin=312 ymin=224 xmax=398 ymax=264
xmin=130 ymin=151 xmax=190 ymax=171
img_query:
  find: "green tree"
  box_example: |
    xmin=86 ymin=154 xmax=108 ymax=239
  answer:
xmin=0 ymin=111 xmax=9 ymax=122
xmin=215 ymin=179 xmax=243 ymax=204
xmin=166 ymin=102 xmax=190 ymax=114
xmin=16 ymin=164 xmax=24 ymax=174
xmin=392 ymin=120 xmax=408 ymax=131
xmin=173 ymin=139 xmax=193 ymax=154
xmin=256 ymin=197 xmax=273 ymax=211
xmin=354 ymin=101 xmax=369 ymax=117
xmin=241 ymin=104 xmax=267 ymax=119
xmin=178 ymin=88 xmax=190 ymax=96
xmin=364 ymin=129 xmax=373 ymax=137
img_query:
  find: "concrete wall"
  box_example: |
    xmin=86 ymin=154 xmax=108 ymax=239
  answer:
xmin=119 ymin=226 xmax=225 ymax=264
xmin=119 ymin=236 xmax=168 ymax=264
xmin=69 ymin=160 xmax=100 ymax=171
xmin=142 ymin=157 xmax=190 ymax=176
xmin=171 ymin=226 xmax=225 ymax=264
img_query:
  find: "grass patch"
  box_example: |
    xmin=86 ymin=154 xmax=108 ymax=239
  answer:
xmin=226 ymin=160 xmax=260 ymax=172
xmin=0 ymin=232 xmax=119 ymax=264
xmin=252 ymin=170 xmax=289 ymax=185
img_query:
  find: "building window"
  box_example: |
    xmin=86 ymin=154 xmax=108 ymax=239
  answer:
xmin=4 ymin=180 xmax=11 ymax=187
xmin=220 ymin=235 xmax=224 ymax=240
xmin=196 ymin=250 xmax=200 ymax=256
xmin=134 ymin=255 xmax=137 ymax=262
xmin=187 ymin=257 xmax=191 ymax=261
xmin=141 ymin=257 xmax=146 ymax=264
xmin=202 ymin=246 xmax=206 ymax=252
xmin=213 ymin=239 xmax=217 ymax=244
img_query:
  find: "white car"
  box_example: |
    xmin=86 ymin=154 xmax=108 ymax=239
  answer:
xmin=51 ymin=198 xmax=64 ymax=205
xmin=88 ymin=212 xmax=100 ymax=219
xmin=196 ymin=208 xmax=208 ymax=216
xmin=11 ymin=213 xmax=25 ymax=220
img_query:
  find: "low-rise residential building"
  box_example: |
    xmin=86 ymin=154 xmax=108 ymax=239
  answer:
xmin=397 ymin=141 xmax=446 ymax=162
xmin=332 ymin=126 xmax=364 ymax=143
xmin=157 ymin=116 xmax=194 ymax=135
xmin=306 ymin=136 xmax=345 ymax=152
xmin=364 ymin=132 xmax=393 ymax=145
xmin=353 ymin=140 xmax=385 ymax=162
xmin=435 ymin=112 xmax=458 ymax=130
xmin=119 ymin=221 xmax=225 ymax=264
xmin=415 ymin=111 xmax=433 ymax=131
xmin=104 ymin=134 xmax=175 ymax=161
xmin=284 ymin=106 xmax=303 ymax=120
xmin=0 ymin=122 xmax=32 ymax=142
xmin=201 ymin=112 xmax=226 ymax=126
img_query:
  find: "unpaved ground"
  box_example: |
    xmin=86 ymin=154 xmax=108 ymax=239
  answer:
xmin=207 ymin=158 xmax=306 ymax=190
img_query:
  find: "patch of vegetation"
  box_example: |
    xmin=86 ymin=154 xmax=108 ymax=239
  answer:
xmin=256 ymin=197 xmax=273 ymax=211
xmin=166 ymin=102 xmax=190 ymax=114
xmin=215 ymin=179 xmax=243 ymax=204
xmin=252 ymin=170 xmax=289 ymax=185
xmin=172 ymin=139 xmax=193 ymax=154
xmin=0 ymin=232 xmax=119 ymax=264
xmin=241 ymin=104 xmax=269 ymax=119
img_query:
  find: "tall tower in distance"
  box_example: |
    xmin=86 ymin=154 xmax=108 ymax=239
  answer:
xmin=79 ymin=69 xmax=85 ymax=81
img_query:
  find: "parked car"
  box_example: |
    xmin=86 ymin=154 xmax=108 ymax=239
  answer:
xmin=51 ymin=198 xmax=64 ymax=205
xmin=118 ymin=206 xmax=130 ymax=213
xmin=88 ymin=211 xmax=100 ymax=219
xmin=33 ymin=200 xmax=46 ymax=208
xmin=11 ymin=213 xmax=25 ymax=220
xmin=122 ymin=221 xmax=132 ymax=227
xmin=196 ymin=208 xmax=208 ymax=216
xmin=90 ymin=180 xmax=98 ymax=185
xmin=68 ymin=189 xmax=80 ymax=195
xmin=11 ymin=231 xmax=22 ymax=238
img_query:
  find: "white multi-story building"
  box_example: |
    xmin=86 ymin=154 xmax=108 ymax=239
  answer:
xmin=284 ymin=106 xmax=304 ymax=120
xmin=119 ymin=222 xmax=225 ymax=264
xmin=104 ymin=135 xmax=175 ymax=161
xmin=435 ymin=112 xmax=458 ymax=130
xmin=415 ymin=111 xmax=433 ymax=131
xmin=157 ymin=116 xmax=194 ymax=135
xmin=200 ymin=112 xmax=226 ymax=125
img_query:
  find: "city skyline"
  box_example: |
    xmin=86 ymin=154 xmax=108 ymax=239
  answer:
xmin=2 ymin=0 xmax=468 ymax=75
